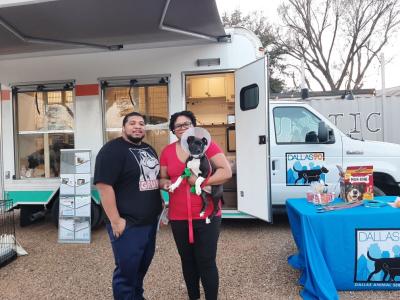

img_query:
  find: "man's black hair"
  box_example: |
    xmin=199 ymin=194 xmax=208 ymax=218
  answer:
xmin=122 ymin=111 xmax=145 ymax=126
xmin=169 ymin=110 xmax=197 ymax=132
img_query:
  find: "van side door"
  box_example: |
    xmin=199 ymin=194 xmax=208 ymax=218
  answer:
xmin=235 ymin=57 xmax=271 ymax=221
xmin=269 ymin=105 xmax=343 ymax=205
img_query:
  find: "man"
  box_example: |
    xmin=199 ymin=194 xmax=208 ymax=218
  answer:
xmin=94 ymin=111 xmax=162 ymax=300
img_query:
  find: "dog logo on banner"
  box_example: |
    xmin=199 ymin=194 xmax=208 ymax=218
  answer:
xmin=355 ymin=229 xmax=400 ymax=286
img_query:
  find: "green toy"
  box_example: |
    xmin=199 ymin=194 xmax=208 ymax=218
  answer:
xmin=181 ymin=168 xmax=196 ymax=194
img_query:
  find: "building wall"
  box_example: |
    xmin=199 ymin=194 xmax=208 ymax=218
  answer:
xmin=305 ymin=96 xmax=400 ymax=145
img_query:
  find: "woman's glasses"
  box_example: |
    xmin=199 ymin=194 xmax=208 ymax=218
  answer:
xmin=174 ymin=121 xmax=192 ymax=130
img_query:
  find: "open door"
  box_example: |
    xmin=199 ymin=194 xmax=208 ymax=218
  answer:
xmin=235 ymin=57 xmax=271 ymax=222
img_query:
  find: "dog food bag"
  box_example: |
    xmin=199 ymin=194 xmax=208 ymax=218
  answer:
xmin=343 ymin=166 xmax=374 ymax=202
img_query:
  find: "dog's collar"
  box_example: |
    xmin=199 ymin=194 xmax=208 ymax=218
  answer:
xmin=191 ymin=153 xmax=205 ymax=159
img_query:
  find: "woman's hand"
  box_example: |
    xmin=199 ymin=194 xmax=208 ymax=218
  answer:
xmin=187 ymin=175 xmax=198 ymax=186
xmin=162 ymin=180 xmax=171 ymax=190
xmin=111 ymin=217 xmax=126 ymax=238
xmin=159 ymin=166 xmax=172 ymax=190
xmin=160 ymin=178 xmax=172 ymax=190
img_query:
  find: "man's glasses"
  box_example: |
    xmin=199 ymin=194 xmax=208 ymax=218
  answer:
xmin=174 ymin=121 xmax=192 ymax=130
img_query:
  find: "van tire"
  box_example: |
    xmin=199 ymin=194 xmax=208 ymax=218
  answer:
xmin=90 ymin=202 xmax=102 ymax=228
xmin=373 ymin=186 xmax=385 ymax=196
xmin=20 ymin=205 xmax=45 ymax=227
xmin=51 ymin=197 xmax=60 ymax=227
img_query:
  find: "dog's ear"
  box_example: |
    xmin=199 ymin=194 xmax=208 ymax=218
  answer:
xmin=187 ymin=136 xmax=195 ymax=144
xmin=202 ymin=137 xmax=208 ymax=145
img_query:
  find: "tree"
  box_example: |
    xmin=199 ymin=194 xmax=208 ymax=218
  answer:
xmin=222 ymin=10 xmax=287 ymax=93
xmin=277 ymin=0 xmax=400 ymax=91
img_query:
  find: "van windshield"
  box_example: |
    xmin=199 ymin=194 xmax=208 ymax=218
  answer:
xmin=273 ymin=106 xmax=321 ymax=143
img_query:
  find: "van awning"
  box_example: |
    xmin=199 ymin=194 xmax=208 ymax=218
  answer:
xmin=0 ymin=0 xmax=226 ymax=58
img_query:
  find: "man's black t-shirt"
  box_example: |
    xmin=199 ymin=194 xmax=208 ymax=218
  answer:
xmin=94 ymin=137 xmax=162 ymax=226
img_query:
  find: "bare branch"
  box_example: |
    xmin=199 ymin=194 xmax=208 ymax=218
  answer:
xmin=327 ymin=10 xmax=339 ymax=65
xmin=304 ymin=59 xmax=327 ymax=90
xmin=277 ymin=0 xmax=400 ymax=91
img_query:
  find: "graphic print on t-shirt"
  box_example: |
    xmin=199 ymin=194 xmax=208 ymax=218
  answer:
xmin=129 ymin=148 xmax=160 ymax=191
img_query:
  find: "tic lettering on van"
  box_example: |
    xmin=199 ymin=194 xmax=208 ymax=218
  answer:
xmin=366 ymin=113 xmax=381 ymax=133
xmin=328 ymin=112 xmax=381 ymax=134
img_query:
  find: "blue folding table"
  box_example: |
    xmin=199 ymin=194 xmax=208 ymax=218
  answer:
xmin=286 ymin=196 xmax=400 ymax=300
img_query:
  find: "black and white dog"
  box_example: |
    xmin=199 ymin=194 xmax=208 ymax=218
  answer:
xmin=169 ymin=135 xmax=223 ymax=224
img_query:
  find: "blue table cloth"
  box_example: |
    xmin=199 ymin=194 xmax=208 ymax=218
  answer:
xmin=286 ymin=196 xmax=400 ymax=300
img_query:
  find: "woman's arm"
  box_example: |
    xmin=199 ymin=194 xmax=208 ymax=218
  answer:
xmin=204 ymin=153 xmax=232 ymax=185
xmin=159 ymin=166 xmax=172 ymax=190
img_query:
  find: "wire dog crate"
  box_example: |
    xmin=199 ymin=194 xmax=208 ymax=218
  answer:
xmin=0 ymin=200 xmax=17 ymax=268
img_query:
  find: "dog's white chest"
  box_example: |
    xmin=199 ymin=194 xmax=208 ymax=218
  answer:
xmin=187 ymin=159 xmax=201 ymax=176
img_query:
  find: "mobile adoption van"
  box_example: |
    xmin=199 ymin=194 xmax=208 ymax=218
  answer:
xmin=1 ymin=0 xmax=400 ymax=227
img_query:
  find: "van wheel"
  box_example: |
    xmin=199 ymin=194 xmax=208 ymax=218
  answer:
xmin=20 ymin=205 xmax=45 ymax=227
xmin=51 ymin=197 xmax=60 ymax=227
xmin=51 ymin=198 xmax=103 ymax=229
xmin=91 ymin=202 xmax=104 ymax=229
xmin=373 ymin=186 xmax=385 ymax=196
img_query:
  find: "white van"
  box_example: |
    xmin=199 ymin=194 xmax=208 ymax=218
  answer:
xmin=234 ymin=58 xmax=400 ymax=222
xmin=1 ymin=4 xmax=399 ymax=226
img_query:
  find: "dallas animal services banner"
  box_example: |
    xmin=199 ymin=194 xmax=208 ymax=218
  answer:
xmin=286 ymin=152 xmax=327 ymax=186
xmin=355 ymin=228 xmax=400 ymax=287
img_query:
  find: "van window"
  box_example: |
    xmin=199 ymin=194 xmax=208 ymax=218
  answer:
xmin=240 ymin=84 xmax=259 ymax=111
xmin=273 ymin=106 xmax=321 ymax=144
xmin=102 ymin=83 xmax=169 ymax=155
xmin=14 ymin=88 xmax=75 ymax=178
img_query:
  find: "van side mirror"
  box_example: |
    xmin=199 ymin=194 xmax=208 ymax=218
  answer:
xmin=318 ymin=122 xmax=335 ymax=143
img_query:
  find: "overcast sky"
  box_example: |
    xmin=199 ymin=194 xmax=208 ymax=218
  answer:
xmin=216 ymin=0 xmax=400 ymax=90
xmin=216 ymin=0 xmax=278 ymax=16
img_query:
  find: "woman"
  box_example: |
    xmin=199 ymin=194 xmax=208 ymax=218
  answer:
xmin=159 ymin=111 xmax=232 ymax=300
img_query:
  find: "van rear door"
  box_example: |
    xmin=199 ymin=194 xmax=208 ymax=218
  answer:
xmin=235 ymin=56 xmax=271 ymax=222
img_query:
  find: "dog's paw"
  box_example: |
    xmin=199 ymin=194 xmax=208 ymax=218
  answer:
xmin=199 ymin=212 xmax=205 ymax=217
xmin=195 ymin=185 xmax=202 ymax=195
xmin=205 ymin=217 xmax=211 ymax=224
xmin=169 ymin=185 xmax=177 ymax=193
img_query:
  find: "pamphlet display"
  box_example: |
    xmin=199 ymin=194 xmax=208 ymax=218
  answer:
xmin=58 ymin=149 xmax=91 ymax=243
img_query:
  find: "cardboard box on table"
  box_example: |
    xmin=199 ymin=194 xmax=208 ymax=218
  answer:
xmin=338 ymin=165 xmax=374 ymax=202
xmin=58 ymin=150 xmax=92 ymax=243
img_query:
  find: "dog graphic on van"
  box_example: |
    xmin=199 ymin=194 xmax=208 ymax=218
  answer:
xmin=293 ymin=166 xmax=329 ymax=184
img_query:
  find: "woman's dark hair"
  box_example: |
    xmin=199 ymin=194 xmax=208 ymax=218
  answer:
xmin=169 ymin=110 xmax=197 ymax=132
xmin=122 ymin=111 xmax=145 ymax=126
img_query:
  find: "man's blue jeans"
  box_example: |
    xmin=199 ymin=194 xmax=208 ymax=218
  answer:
xmin=106 ymin=222 xmax=157 ymax=300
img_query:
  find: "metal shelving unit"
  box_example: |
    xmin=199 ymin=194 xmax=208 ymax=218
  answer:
xmin=58 ymin=149 xmax=91 ymax=243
